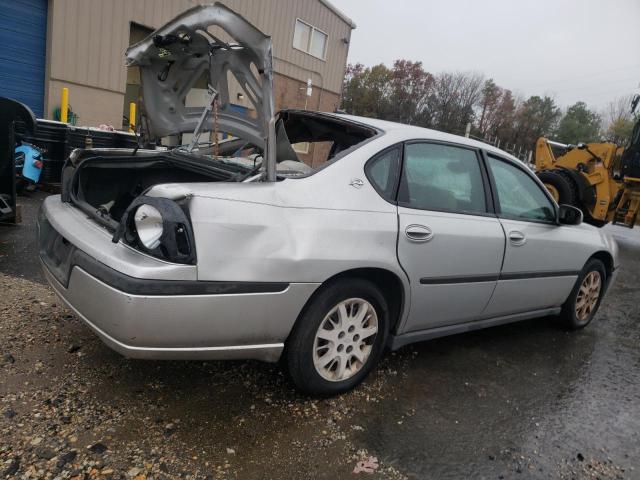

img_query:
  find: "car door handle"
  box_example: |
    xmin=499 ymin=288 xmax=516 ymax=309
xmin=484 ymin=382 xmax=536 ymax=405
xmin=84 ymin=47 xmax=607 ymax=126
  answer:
xmin=405 ymin=224 xmax=434 ymax=242
xmin=508 ymin=230 xmax=526 ymax=246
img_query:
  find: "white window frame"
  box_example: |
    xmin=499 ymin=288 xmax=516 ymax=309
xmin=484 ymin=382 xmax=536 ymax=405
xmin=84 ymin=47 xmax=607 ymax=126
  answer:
xmin=293 ymin=18 xmax=328 ymax=61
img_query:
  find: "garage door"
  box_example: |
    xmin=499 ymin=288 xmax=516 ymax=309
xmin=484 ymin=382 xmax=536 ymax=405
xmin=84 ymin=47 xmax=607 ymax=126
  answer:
xmin=0 ymin=0 xmax=48 ymax=117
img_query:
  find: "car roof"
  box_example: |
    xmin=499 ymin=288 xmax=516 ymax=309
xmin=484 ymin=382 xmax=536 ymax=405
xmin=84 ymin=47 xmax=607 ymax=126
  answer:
xmin=314 ymin=111 xmax=525 ymax=165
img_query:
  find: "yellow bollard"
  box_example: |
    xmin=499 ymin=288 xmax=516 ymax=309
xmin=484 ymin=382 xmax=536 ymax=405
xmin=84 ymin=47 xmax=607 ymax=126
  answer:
xmin=60 ymin=87 xmax=69 ymax=123
xmin=129 ymin=102 xmax=136 ymax=133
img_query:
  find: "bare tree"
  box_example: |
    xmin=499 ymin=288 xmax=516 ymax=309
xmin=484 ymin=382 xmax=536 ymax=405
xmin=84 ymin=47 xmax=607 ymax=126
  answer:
xmin=602 ymin=95 xmax=635 ymax=144
xmin=430 ymin=71 xmax=484 ymax=134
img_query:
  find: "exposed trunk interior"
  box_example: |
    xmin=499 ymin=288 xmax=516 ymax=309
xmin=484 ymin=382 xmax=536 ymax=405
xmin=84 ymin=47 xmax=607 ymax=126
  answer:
xmin=64 ymin=111 xmax=381 ymax=231
xmin=71 ymin=155 xmax=241 ymax=225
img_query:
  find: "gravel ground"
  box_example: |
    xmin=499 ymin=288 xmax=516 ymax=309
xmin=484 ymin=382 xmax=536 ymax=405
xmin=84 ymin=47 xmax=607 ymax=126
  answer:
xmin=1 ymin=193 xmax=640 ymax=479
xmin=0 ymin=271 xmax=408 ymax=479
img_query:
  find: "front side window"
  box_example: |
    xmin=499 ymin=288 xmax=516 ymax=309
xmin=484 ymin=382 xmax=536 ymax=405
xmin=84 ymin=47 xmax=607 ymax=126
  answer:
xmin=365 ymin=146 xmax=402 ymax=202
xmin=293 ymin=19 xmax=328 ymax=59
xmin=398 ymin=143 xmax=487 ymax=215
xmin=487 ymin=155 xmax=556 ymax=222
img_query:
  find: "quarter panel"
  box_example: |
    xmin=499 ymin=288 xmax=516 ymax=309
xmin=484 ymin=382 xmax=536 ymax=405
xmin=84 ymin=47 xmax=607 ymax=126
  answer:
xmin=191 ymin=195 xmax=403 ymax=283
xmin=186 ymin=139 xmax=407 ymax=284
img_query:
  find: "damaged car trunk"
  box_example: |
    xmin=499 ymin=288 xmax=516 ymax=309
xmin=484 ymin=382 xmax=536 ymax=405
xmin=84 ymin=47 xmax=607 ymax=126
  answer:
xmin=59 ymin=2 xmax=378 ymax=264
xmin=61 ymin=3 xmax=276 ymax=228
xmin=63 ymin=149 xmax=249 ymax=227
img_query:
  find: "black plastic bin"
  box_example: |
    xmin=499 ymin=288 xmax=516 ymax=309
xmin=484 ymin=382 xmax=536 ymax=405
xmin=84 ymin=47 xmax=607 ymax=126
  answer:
xmin=14 ymin=120 xmax=140 ymax=185
xmin=40 ymin=159 xmax=65 ymax=184
xmin=112 ymin=130 xmax=139 ymax=149
xmin=66 ymin=126 xmax=117 ymax=156
xmin=15 ymin=119 xmax=68 ymax=161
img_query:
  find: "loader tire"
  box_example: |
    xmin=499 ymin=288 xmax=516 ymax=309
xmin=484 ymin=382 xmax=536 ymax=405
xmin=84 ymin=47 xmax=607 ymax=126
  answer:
xmin=537 ymin=170 xmax=577 ymax=205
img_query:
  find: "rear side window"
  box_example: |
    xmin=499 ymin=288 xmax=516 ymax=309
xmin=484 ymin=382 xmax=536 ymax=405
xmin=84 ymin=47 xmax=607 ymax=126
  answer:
xmin=365 ymin=146 xmax=402 ymax=202
xmin=398 ymin=143 xmax=487 ymax=215
xmin=487 ymin=155 xmax=556 ymax=222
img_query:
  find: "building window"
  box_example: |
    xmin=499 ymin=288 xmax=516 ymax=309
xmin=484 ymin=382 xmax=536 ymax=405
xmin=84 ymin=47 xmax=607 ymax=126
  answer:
xmin=293 ymin=19 xmax=327 ymax=60
xmin=292 ymin=142 xmax=310 ymax=154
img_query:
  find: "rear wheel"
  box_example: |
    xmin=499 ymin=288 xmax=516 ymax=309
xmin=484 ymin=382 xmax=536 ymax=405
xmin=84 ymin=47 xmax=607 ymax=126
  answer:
xmin=560 ymin=259 xmax=606 ymax=329
xmin=286 ymin=279 xmax=388 ymax=396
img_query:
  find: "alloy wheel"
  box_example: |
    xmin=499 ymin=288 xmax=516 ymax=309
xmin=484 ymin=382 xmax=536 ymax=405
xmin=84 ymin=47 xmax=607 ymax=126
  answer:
xmin=575 ymin=271 xmax=601 ymax=322
xmin=312 ymin=298 xmax=378 ymax=382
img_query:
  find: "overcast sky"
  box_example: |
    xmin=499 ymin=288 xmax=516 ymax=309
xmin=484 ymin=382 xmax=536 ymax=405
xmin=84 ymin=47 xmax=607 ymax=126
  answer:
xmin=331 ymin=0 xmax=640 ymax=111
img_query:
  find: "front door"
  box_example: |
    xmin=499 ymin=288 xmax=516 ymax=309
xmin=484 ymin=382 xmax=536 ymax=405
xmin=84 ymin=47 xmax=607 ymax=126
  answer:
xmin=396 ymin=142 xmax=505 ymax=332
xmin=482 ymin=154 xmax=582 ymax=317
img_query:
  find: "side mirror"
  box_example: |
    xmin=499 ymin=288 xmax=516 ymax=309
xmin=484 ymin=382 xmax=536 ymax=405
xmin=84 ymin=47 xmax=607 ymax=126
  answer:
xmin=558 ymin=204 xmax=583 ymax=226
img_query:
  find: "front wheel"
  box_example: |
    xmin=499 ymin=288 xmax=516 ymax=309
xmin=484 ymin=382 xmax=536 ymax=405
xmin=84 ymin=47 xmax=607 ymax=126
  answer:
xmin=286 ymin=279 xmax=389 ymax=396
xmin=560 ymin=259 xmax=606 ymax=329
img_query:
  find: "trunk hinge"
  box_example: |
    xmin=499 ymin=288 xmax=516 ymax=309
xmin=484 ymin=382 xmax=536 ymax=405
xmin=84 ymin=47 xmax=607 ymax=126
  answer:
xmin=186 ymin=84 xmax=219 ymax=153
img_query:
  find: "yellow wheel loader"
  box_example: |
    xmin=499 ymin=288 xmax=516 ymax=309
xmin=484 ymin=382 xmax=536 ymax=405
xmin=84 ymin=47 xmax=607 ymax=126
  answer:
xmin=535 ymin=95 xmax=640 ymax=228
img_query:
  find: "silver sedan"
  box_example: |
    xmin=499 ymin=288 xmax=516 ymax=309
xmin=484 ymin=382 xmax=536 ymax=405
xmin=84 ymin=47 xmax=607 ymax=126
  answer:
xmin=38 ymin=5 xmax=618 ymax=395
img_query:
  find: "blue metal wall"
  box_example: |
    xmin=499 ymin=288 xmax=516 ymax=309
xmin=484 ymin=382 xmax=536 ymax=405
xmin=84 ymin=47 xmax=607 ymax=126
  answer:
xmin=0 ymin=0 xmax=48 ymax=117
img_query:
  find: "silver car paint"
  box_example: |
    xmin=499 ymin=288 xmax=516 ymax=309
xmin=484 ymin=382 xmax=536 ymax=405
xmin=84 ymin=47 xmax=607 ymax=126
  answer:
xmin=43 ymin=259 xmax=319 ymax=362
xmin=397 ymin=208 xmax=505 ymax=331
xmin=39 ymin=115 xmax=618 ymax=361
xmin=484 ymin=219 xmax=600 ymax=316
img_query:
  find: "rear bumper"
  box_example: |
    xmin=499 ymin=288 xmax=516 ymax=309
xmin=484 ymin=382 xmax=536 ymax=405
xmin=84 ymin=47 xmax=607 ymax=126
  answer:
xmin=38 ymin=198 xmax=319 ymax=362
xmin=42 ymin=262 xmax=318 ymax=361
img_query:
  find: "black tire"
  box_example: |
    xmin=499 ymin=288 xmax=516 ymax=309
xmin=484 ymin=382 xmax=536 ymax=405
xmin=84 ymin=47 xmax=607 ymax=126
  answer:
xmin=286 ymin=278 xmax=389 ymax=396
xmin=537 ymin=170 xmax=577 ymax=205
xmin=560 ymin=258 xmax=606 ymax=330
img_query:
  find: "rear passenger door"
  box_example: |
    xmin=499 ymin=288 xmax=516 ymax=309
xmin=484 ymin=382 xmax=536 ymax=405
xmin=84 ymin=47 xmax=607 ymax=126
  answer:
xmin=396 ymin=142 xmax=505 ymax=332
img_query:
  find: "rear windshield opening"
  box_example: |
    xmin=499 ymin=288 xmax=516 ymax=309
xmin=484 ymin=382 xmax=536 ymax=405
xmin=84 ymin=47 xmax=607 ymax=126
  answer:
xmin=276 ymin=110 xmax=379 ymax=176
xmin=159 ymin=110 xmax=379 ymax=179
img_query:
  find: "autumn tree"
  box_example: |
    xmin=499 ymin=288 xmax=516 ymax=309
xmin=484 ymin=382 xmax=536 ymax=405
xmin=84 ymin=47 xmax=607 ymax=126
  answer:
xmin=386 ymin=60 xmax=434 ymax=125
xmin=341 ymin=63 xmax=392 ymax=118
xmin=477 ymin=79 xmax=501 ymax=136
xmin=489 ymin=89 xmax=518 ymax=142
xmin=340 ymin=60 xmax=630 ymax=155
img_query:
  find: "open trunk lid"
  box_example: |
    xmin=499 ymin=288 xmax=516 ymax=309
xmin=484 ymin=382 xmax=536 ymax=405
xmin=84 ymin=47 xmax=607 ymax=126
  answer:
xmin=125 ymin=2 xmax=275 ymax=154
